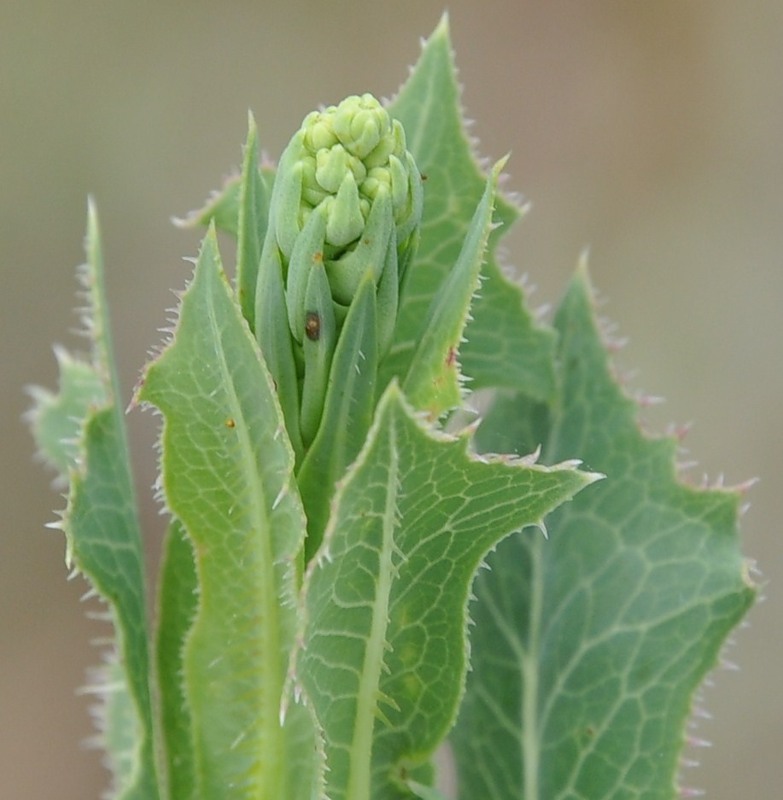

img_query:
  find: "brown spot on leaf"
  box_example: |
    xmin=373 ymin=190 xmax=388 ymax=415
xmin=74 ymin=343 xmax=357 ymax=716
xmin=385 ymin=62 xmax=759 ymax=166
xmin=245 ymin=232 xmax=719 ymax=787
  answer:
xmin=305 ymin=311 xmax=321 ymax=341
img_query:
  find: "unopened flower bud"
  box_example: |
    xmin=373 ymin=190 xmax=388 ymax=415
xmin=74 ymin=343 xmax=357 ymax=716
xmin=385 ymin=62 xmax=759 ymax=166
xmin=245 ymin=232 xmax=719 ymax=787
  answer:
xmin=256 ymin=92 xmax=423 ymax=454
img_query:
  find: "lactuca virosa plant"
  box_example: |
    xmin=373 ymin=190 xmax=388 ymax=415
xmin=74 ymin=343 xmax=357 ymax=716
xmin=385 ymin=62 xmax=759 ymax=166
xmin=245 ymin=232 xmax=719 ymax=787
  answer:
xmin=28 ymin=15 xmax=756 ymax=800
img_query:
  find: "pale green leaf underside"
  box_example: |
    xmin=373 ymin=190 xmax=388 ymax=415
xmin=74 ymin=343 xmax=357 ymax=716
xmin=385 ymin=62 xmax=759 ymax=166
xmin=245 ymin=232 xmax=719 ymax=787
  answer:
xmin=28 ymin=206 xmax=158 ymax=800
xmin=138 ymin=228 xmax=315 ymax=799
xmin=386 ymin=14 xmax=556 ymax=401
xmin=450 ymin=269 xmax=756 ymax=800
xmin=296 ymin=383 xmax=598 ymax=800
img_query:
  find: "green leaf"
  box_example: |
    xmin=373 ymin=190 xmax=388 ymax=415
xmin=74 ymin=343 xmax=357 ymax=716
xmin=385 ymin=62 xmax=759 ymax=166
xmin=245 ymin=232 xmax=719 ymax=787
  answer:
xmin=155 ymin=519 xmax=198 ymax=800
xmin=236 ymin=112 xmax=271 ymax=328
xmin=297 ymin=273 xmax=379 ymax=560
xmin=384 ymin=14 xmax=556 ymax=401
xmin=175 ymin=173 xmax=242 ymax=237
xmin=461 ymin=254 xmax=557 ymax=400
xmin=28 ymin=203 xmax=158 ymax=799
xmin=69 ymin=408 xmax=158 ymax=800
xmin=401 ymin=159 xmax=504 ymax=417
xmin=294 ymin=383 xmax=599 ymax=800
xmin=175 ymin=147 xmax=273 ymax=255
xmin=138 ymin=227 xmax=312 ymax=799
xmin=450 ymin=267 xmax=756 ymax=799
xmin=281 ymin=695 xmax=328 ymax=800
xmin=27 ymin=348 xmax=106 ymax=476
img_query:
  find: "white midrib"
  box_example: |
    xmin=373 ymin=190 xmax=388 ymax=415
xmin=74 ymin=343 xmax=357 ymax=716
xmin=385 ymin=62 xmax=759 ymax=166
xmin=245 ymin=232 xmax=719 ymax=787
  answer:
xmin=346 ymin=428 xmax=400 ymax=800
xmin=521 ymin=533 xmax=545 ymax=800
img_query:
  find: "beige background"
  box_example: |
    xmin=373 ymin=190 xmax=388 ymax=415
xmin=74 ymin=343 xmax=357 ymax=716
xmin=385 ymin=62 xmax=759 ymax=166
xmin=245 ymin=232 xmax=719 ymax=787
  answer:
xmin=2 ymin=1 xmax=780 ymax=797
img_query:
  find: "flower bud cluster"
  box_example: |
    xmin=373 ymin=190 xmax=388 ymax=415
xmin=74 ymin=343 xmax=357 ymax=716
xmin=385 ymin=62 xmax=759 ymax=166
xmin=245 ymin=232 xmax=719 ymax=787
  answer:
xmin=271 ymin=93 xmax=423 ymax=315
xmin=256 ymin=93 xmax=423 ymax=454
xmin=295 ymin=94 xmax=421 ymax=262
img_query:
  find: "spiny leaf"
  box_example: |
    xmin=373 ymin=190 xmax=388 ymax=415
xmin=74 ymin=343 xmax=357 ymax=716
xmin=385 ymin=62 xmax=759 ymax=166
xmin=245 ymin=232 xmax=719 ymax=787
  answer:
xmin=450 ymin=267 xmax=756 ymax=800
xmin=175 ymin=155 xmax=273 ymax=248
xmin=384 ymin=13 xmax=556 ymax=401
xmin=281 ymin=695 xmax=328 ymax=800
xmin=175 ymin=174 xmax=242 ymax=237
xmin=67 ymin=408 xmax=158 ymax=800
xmin=401 ymin=158 xmax=504 ymax=417
xmin=137 ymin=227 xmax=315 ymax=799
xmin=27 ymin=348 xmax=106 ymax=477
xmin=27 ymin=203 xmax=158 ymax=799
xmin=294 ymin=383 xmax=599 ymax=800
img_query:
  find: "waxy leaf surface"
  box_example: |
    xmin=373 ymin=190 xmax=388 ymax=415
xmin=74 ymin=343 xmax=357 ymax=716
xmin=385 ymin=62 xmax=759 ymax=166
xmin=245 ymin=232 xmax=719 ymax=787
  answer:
xmin=450 ymin=269 xmax=756 ymax=799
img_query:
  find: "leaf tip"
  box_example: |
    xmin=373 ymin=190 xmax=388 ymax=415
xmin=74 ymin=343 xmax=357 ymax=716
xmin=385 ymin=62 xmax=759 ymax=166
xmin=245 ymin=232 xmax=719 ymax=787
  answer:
xmin=585 ymin=469 xmax=607 ymax=487
xmin=433 ymin=10 xmax=450 ymax=40
xmin=246 ymin=107 xmax=258 ymax=133
xmin=493 ymin=153 xmax=511 ymax=177
xmin=86 ymin=194 xmax=99 ymax=229
xmin=577 ymin=244 xmax=591 ymax=272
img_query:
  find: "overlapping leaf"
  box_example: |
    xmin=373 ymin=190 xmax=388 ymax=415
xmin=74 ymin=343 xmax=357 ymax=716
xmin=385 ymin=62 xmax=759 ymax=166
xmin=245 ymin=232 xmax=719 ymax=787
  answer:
xmin=294 ymin=383 xmax=599 ymax=800
xmin=138 ymin=228 xmax=320 ymax=799
xmin=401 ymin=159 xmax=505 ymax=418
xmin=450 ymin=268 xmax=756 ymax=799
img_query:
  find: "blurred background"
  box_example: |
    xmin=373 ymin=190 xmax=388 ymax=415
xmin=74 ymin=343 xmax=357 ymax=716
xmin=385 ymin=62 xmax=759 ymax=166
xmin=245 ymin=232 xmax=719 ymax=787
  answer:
xmin=2 ymin=0 xmax=780 ymax=796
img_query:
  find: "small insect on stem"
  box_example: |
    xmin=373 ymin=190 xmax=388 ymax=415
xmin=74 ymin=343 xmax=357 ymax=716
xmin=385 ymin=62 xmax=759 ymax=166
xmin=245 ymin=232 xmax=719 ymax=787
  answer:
xmin=304 ymin=311 xmax=321 ymax=342
xmin=225 ymin=418 xmax=236 ymax=428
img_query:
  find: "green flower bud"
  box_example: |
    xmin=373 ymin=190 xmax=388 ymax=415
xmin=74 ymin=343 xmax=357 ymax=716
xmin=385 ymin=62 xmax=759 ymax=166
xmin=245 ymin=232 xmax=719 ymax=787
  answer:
xmin=256 ymin=92 xmax=423 ymax=455
xmin=274 ymin=92 xmax=422 ymax=278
